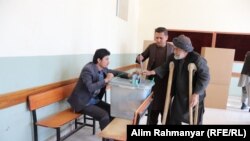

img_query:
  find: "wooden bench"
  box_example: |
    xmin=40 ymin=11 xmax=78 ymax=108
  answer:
xmin=99 ymin=92 xmax=154 ymax=141
xmin=27 ymin=83 xmax=95 ymax=141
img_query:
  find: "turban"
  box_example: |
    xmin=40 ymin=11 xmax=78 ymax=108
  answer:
xmin=173 ymin=34 xmax=194 ymax=52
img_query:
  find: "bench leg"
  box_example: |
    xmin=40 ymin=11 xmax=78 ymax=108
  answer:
xmin=34 ymin=124 xmax=38 ymax=141
xmin=84 ymin=114 xmax=87 ymax=123
xmin=75 ymin=119 xmax=78 ymax=129
xmin=93 ymin=119 xmax=96 ymax=135
xmin=56 ymin=128 xmax=61 ymax=141
xmin=83 ymin=115 xmax=96 ymax=135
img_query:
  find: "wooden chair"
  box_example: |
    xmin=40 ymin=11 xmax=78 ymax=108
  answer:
xmin=98 ymin=92 xmax=154 ymax=141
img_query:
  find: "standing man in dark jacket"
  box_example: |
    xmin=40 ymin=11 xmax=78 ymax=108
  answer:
xmin=68 ymin=48 xmax=132 ymax=130
xmin=136 ymin=27 xmax=174 ymax=124
xmin=144 ymin=35 xmax=210 ymax=124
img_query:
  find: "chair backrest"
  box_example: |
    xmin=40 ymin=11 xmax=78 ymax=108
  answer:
xmin=28 ymin=83 xmax=76 ymax=111
xmin=132 ymin=92 xmax=153 ymax=125
xmin=98 ymin=92 xmax=153 ymax=141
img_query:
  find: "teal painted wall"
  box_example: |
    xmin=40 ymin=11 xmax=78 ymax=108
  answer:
xmin=0 ymin=53 xmax=137 ymax=141
xmin=0 ymin=54 xmax=137 ymax=94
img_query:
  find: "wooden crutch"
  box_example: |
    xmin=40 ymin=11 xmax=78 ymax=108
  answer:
xmin=162 ymin=62 xmax=174 ymax=125
xmin=188 ymin=63 xmax=198 ymax=125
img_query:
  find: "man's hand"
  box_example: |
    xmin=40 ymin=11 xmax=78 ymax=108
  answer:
xmin=142 ymin=70 xmax=156 ymax=76
xmin=104 ymin=73 xmax=114 ymax=83
xmin=128 ymin=70 xmax=140 ymax=78
xmin=136 ymin=54 xmax=144 ymax=62
xmin=190 ymin=93 xmax=199 ymax=108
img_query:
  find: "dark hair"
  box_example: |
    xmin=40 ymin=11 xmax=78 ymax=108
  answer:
xmin=155 ymin=27 xmax=168 ymax=36
xmin=92 ymin=48 xmax=110 ymax=64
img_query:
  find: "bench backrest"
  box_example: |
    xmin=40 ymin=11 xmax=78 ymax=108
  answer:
xmin=28 ymin=83 xmax=76 ymax=111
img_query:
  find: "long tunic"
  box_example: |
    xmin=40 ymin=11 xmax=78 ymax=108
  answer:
xmin=155 ymin=51 xmax=210 ymax=124
xmin=238 ymin=74 xmax=250 ymax=106
xmin=136 ymin=43 xmax=174 ymax=110
xmin=238 ymin=51 xmax=250 ymax=106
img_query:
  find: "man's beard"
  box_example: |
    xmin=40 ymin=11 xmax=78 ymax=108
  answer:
xmin=174 ymin=55 xmax=184 ymax=60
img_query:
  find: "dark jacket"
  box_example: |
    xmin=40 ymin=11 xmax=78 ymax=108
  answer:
xmin=135 ymin=42 xmax=174 ymax=111
xmin=241 ymin=51 xmax=250 ymax=76
xmin=155 ymin=52 xmax=210 ymax=124
xmin=68 ymin=62 xmax=128 ymax=112
xmin=136 ymin=43 xmax=174 ymax=70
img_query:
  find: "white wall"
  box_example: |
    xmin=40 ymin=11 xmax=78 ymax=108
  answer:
xmin=0 ymin=0 xmax=139 ymax=141
xmin=137 ymin=0 xmax=249 ymax=97
xmin=137 ymin=0 xmax=250 ymax=51
xmin=0 ymin=0 xmax=139 ymax=57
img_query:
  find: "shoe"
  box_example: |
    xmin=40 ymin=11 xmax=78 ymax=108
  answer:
xmin=249 ymin=109 xmax=250 ymax=112
xmin=241 ymin=103 xmax=247 ymax=110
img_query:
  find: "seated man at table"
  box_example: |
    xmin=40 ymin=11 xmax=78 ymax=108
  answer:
xmin=68 ymin=48 xmax=135 ymax=130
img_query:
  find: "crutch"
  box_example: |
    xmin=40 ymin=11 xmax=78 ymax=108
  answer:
xmin=162 ymin=62 xmax=174 ymax=124
xmin=139 ymin=57 xmax=146 ymax=82
xmin=188 ymin=63 xmax=198 ymax=125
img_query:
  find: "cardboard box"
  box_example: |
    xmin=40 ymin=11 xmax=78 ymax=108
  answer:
xmin=201 ymin=47 xmax=235 ymax=109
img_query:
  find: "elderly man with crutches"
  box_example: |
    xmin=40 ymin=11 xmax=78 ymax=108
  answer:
xmin=143 ymin=34 xmax=210 ymax=125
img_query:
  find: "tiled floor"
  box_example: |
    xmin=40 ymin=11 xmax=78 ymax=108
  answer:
xmin=203 ymin=95 xmax=250 ymax=125
xmin=65 ymin=95 xmax=250 ymax=141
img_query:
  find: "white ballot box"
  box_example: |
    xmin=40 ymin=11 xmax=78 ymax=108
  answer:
xmin=109 ymin=77 xmax=154 ymax=120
